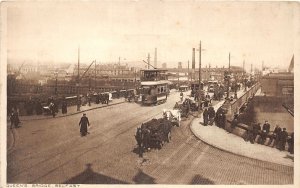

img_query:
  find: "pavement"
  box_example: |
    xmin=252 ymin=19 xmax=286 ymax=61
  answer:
xmin=17 ymin=98 xmax=126 ymax=121
xmin=190 ymin=99 xmax=294 ymax=167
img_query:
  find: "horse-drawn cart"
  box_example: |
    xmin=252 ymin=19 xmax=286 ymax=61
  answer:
xmin=135 ymin=118 xmax=173 ymax=151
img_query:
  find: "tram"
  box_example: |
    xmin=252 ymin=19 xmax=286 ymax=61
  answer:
xmin=140 ymin=69 xmax=170 ymax=105
xmin=190 ymin=81 xmax=204 ymax=97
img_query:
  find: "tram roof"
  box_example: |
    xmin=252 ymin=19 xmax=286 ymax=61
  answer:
xmin=140 ymin=69 xmax=168 ymax=72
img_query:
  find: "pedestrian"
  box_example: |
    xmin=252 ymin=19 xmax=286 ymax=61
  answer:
xmin=278 ymin=128 xmax=288 ymax=151
xmin=220 ymin=113 xmax=226 ymax=129
xmin=88 ymin=94 xmax=91 ymax=106
xmin=259 ymin=130 xmax=268 ymax=145
xmin=9 ymin=109 xmax=16 ymax=129
xmin=194 ymin=90 xmax=199 ymax=101
xmin=229 ymin=114 xmax=238 ymax=133
xmin=79 ymin=113 xmax=90 ymax=136
xmin=215 ymin=110 xmax=220 ymax=127
xmin=10 ymin=109 xmax=20 ymax=129
xmin=135 ymin=127 xmax=144 ymax=158
xmin=203 ymin=107 xmax=209 ymax=126
xmin=262 ymin=120 xmax=271 ymax=133
xmin=105 ymin=93 xmax=109 ymax=105
xmin=61 ymin=99 xmax=67 ymax=114
xmin=49 ymin=102 xmax=55 ymax=117
xmin=287 ymin=132 xmax=294 ymax=154
xmin=272 ymin=126 xmax=282 ymax=148
xmin=203 ymin=98 xmax=209 ymax=108
xmin=207 ymin=105 xmax=215 ymax=125
xmin=267 ymin=125 xmax=280 ymax=146
xmin=253 ymin=123 xmax=261 ymax=143
xmin=180 ymin=92 xmax=183 ymax=102
xmin=96 ymin=93 xmax=100 ymax=104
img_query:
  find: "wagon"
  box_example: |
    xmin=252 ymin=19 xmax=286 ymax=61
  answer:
xmin=136 ymin=118 xmax=173 ymax=151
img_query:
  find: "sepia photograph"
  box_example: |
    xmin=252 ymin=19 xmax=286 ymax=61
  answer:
xmin=0 ymin=0 xmax=299 ymax=186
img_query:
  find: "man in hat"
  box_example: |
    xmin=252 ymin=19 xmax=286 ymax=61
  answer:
xmin=272 ymin=125 xmax=282 ymax=148
xmin=253 ymin=122 xmax=261 ymax=143
xmin=288 ymin=132 xmax=294 ymax=154
xmin=278 ymin=127 xmax=288 ymax=151
xmin=262 ymin=120 xmax=271 ymax=133
xmin=267 ymin=125 xmax=280 ymax=146
xmin=207 ymin=104 xmax=215 ymax=125
xmin=79 ymin=113 xmax=90 ymax=136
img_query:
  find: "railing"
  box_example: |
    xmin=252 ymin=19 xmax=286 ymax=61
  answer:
xmin=227 ymin=83 xmax=261 ymax=118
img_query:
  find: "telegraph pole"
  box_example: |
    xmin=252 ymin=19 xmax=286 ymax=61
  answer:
xmin=199 ymin=41 xmax=202 ymax=85
xmin=77 ymin=46 xmax=80 ymax=111
xmin=243 ymin=60 xmax=247 ymax=91
xmin=198 ymin=41 xmax=202 ymax=111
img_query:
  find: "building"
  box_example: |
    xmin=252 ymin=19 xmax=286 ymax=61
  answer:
xmin=261 ymin=73 xmax=294 ymax=97
xmin=166 ymin=66 xmax=244 ymax=83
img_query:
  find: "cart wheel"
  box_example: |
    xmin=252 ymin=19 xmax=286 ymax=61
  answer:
xmin=158 ymin=141 xmax=163 ymax=149
xmin=167 ymin=132 xmax=171 ymax=142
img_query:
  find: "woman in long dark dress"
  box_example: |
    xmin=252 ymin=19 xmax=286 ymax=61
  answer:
xmin=79 ymin=113 xmax=90 ymax=136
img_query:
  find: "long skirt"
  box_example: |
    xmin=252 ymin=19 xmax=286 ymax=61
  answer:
xmin=80 ymin=124 xmax=88 ymax=136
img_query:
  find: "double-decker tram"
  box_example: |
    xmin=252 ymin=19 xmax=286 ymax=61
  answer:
xmin=190 ymin=81 xmax=204 ymax=97
xmin=140 ymin=69 xmax=169 ymax=105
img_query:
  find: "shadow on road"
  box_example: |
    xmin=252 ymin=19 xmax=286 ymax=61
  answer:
xmin=64 ymin=163 xmax=129 ymax=184
xmin=132 ymin=169 xmax=156 ymax=184
xmin=190 ymin=174 xmax=215 ymax=184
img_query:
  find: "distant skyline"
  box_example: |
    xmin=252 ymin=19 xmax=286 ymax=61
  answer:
xmin=5 ymin=1 xmax=300 ymax=71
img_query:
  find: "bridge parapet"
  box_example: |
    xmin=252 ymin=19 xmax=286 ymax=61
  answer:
xmin=227 ymin=83 xmax=261 ymax=119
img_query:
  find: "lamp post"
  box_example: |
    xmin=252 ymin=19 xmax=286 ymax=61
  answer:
xmin=77 ymin=46 xmax=80 ymax=111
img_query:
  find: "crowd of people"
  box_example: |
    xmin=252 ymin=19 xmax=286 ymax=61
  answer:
xmin=243 ymin=121 xmax=294 ymax=154
xmin=196 ymin=90 xmax=294 ymax=155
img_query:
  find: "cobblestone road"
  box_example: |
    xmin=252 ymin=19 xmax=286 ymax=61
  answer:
xmin=7 ymin=91 xmax=293 ymax=184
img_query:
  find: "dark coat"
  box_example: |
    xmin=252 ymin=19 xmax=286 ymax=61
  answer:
xmin=79 ymin=116 xmax=90 ymax=133
xmin=203 ymin=109 xmax=209 ymax=119
xmin=262 ymin=123 xmax=270 ymax=133
xmin=208 ymin=107 xmax=215 ymax=119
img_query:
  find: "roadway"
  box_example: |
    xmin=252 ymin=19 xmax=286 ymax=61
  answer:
xmin=7 ymin=90 xmax=293 ymax=184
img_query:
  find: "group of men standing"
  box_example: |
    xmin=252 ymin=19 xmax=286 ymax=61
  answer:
xmin=10 ymin=109 xmax=21 ymax=129
xmin=244 ymin=121 xmax=294 ymax=154
xmin=202 ymin=104 xmax=216 ymax=126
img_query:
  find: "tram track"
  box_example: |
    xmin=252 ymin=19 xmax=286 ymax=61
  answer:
xmin=8 ymin=99 xmax=173 ymax=183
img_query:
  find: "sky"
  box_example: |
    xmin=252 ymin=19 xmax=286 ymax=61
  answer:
xmin=5 ymin=0 xmax=300 ymax=70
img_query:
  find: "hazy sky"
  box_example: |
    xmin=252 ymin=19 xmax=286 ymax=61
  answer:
xmin=5 ymin=1 xmax=300 ymax=70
